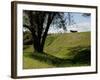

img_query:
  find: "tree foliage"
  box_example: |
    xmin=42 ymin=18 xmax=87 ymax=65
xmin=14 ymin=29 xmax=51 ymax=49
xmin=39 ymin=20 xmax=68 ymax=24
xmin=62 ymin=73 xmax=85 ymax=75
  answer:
xmin=82 ymin=13 xmax=91 ymax=17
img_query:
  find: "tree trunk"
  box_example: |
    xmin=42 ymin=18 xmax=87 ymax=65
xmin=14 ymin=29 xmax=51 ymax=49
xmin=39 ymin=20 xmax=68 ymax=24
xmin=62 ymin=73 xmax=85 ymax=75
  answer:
xmin=33 ymin=13 xmax=56 ymax=53
xmin=27 ymin=12 xmax=56 ymax=53
xmin=32 ymin=34 xmax=43 ymax=53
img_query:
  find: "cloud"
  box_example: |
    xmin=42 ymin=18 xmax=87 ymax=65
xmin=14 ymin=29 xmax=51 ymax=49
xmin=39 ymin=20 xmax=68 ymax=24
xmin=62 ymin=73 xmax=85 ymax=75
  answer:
xmin=67 ymin=22 xmax=91 ymax=32
xmin=48 ymin=22 xmax=91 ymax=33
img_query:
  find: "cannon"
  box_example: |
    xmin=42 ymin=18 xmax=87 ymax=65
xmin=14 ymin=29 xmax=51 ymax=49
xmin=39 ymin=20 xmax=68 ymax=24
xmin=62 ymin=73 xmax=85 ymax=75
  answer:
xmin=70 ymin=30 xmax=78 ymax=33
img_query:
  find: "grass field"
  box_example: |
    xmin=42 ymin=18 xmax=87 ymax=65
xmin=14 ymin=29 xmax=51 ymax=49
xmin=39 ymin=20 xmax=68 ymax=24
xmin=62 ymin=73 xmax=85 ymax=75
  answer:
xmin=23 ymin=32 xmax=91 ymax=69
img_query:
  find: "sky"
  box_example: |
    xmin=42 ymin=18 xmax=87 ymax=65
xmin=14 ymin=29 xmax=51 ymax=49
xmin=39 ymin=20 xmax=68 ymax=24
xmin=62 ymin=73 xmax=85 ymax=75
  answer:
xmin=48 ymin=12 xmax=91 ymax=33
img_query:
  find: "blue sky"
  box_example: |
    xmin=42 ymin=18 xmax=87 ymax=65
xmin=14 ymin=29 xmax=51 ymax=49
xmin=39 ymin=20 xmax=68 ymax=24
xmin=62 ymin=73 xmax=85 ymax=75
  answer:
xmin=48 ymin=12 xmax=91 ymax=33
xmin=72 ymin=13 xmax=91 ymax=24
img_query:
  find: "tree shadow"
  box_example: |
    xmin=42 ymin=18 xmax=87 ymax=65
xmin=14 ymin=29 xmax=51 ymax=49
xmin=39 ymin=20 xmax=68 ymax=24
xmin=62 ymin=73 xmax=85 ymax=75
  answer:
xmin=24 ymin=51 xmax=73 ymax=67
xmin=67 ymin=46 xmax=91 ymax=65
xmin=24 ymin=46 xmax=91 ymax=67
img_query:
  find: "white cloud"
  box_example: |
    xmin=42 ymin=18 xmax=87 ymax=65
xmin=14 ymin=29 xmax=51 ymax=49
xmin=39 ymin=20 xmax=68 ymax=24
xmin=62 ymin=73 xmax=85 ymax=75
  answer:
xmin=48 ymin=22 xmax=91 ymax=33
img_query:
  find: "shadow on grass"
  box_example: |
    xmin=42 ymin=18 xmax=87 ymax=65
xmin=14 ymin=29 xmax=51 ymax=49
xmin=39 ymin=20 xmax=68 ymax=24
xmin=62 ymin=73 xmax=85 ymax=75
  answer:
xmin=24 ymin=51 xmax=73 ymax=67
xmin=24 ymin=46 xmax=91 ymax=67
xmin=67 ymin=46 xmax=91 ymax=65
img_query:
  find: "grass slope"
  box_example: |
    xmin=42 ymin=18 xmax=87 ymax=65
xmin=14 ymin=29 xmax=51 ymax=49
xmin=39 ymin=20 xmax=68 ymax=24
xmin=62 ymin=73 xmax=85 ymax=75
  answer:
xmin=45 ymin=32 xmax=90 ymax=59
xmin=23 ymin=32 xmax=90 ymax=69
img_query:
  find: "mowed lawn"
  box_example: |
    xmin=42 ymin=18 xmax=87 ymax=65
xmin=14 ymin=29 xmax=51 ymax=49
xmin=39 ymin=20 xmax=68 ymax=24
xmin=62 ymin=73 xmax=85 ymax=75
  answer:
xmin=23 ymin=32 xmax=91 ymax=69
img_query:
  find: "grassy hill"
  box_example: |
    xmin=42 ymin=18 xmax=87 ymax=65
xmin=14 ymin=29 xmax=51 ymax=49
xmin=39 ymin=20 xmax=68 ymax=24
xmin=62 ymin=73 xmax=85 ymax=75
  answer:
xmin=44 ymin=32 xmax=90 ymax=58
xmin=23 ymin=32 xmax=91 ymax=69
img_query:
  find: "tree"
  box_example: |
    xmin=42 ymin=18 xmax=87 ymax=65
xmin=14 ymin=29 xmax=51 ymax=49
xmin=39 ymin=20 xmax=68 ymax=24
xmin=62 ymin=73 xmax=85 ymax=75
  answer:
xmin=23 ymin=11 xmax=71 ymax=53
xmin=82 ymin=13 xmax=91 ymax=17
